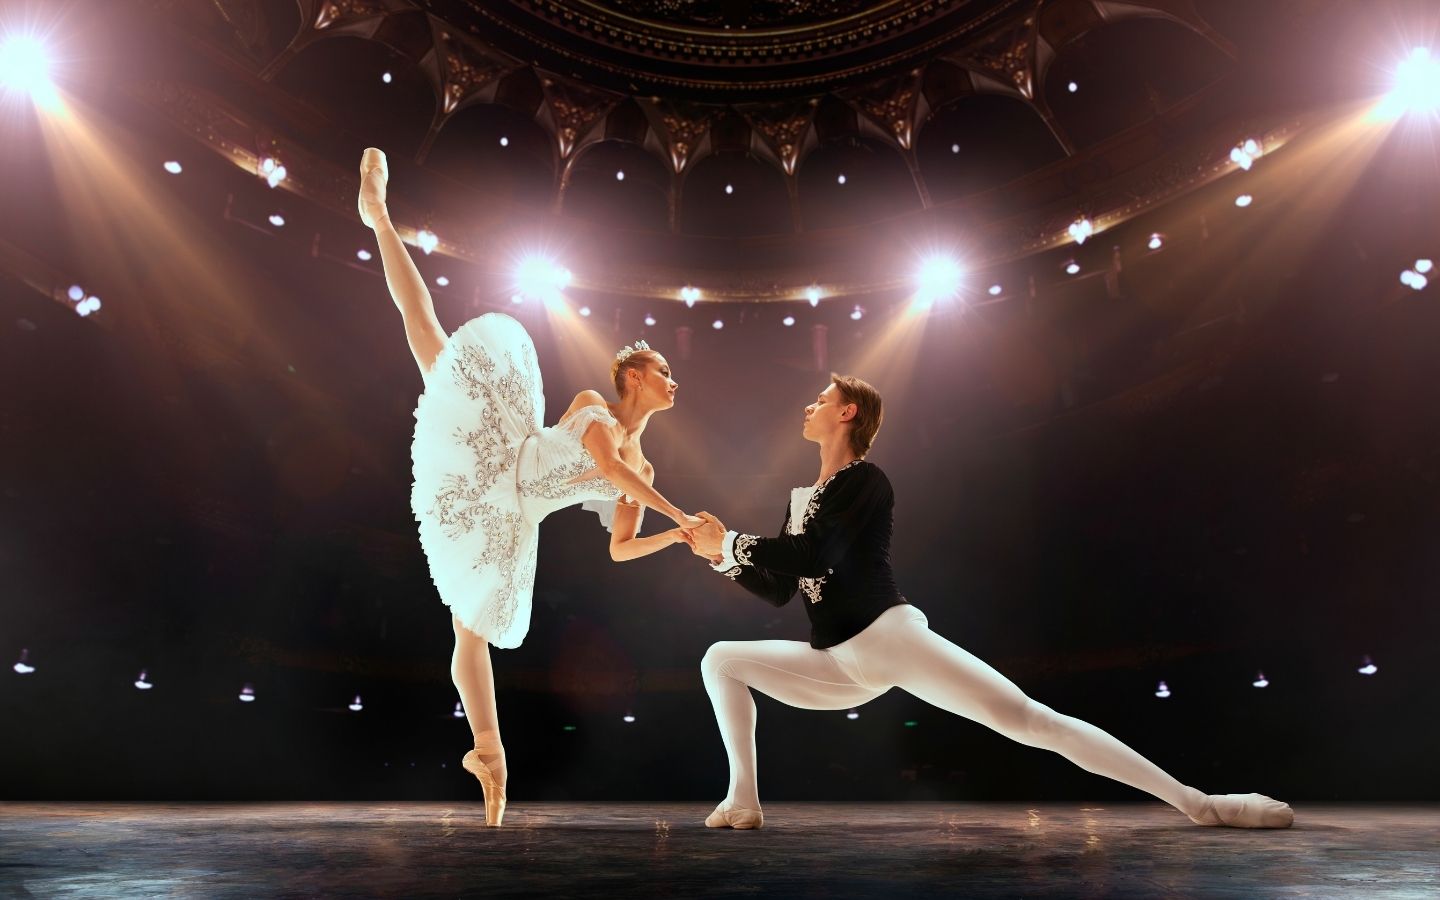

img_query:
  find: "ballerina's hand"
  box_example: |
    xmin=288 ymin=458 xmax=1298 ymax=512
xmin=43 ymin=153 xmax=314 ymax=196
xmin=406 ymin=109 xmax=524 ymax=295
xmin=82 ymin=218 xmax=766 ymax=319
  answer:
xmin=680 ymin=514 xmax=706 ymax=530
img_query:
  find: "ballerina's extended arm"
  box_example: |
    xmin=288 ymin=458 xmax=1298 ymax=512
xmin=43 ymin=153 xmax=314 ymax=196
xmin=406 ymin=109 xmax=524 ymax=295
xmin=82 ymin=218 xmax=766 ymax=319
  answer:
xmin=359 ymin=148 xmax=446 ymax=375
xmin=607 ymin=467 xmax=691 ymax=562
xmin=580 ymin=420 xmax=702 ymax=533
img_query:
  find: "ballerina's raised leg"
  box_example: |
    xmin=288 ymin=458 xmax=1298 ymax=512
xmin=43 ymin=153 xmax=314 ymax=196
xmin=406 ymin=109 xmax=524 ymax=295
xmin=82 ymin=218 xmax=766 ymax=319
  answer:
xmin=703 ymin=606 xmax=1292 ymax=829
xmin=360 ymin=148 xmax=506 ymax=825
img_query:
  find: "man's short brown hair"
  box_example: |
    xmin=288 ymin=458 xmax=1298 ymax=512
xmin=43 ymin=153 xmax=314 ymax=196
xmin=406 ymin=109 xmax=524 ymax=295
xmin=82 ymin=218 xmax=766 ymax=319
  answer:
xmin=831 ymin=374 xmax=883 ymax=457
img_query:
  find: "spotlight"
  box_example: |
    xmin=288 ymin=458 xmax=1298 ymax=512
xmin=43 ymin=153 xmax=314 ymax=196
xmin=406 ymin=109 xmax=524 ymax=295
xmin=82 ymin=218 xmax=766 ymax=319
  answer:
xmin=850 ymin=305 xmax=864 ymax=321
xmin=680 ymin=285 xmax=701 ymax=305
xmin=381 ymin=71 xmax=392 ymax=84
xmin=805 ymin=285 xmax=822 ymax=306
xmin=163 ymin=161 xmax=183 ymax=175
xmin=712 ymin=319 xmax=724 ymax=330
xmin=951 ymin=143 xmax=960 ymax=154
xmin=616 ymin=170 xmax=625 ymax=181
xmin=416 ymin=228 xmax=439 ymax=255
xmin=837 ymin=174 xmax=847 ymax=185
xmin=782 ymin=315 xmax=795 ymax=327
xmin=725 ymin=184 xmax=734 ymax=195
xmin=516 ymin=256 xmax=570 ymax=301
xmin=846 ymin=709 xmax=859 ymax=720
xmin=915 ymin=255 xmax=964 ymax=306
xmin=1401 ymin=269 xmax=1429 ymax=290
xmin=349 ymin=694 xmax=364 ymax=712
xmin=1252 ymin=671 xmax=1269 ymax=689
xmin=1065 ymin=261 xmax=1081 ymax=275
xmin=578 ymin=305 xmax=591 ymax=317
xmin=1415 ymin=258 xmax=1433 ymax=273
xmin=453 ymin=701 xmax=466 ymax=718
xmin=259 ymin=156 xmax=288 ymax=189
xmin=1067 ymin=81 xmax=1079 ymax=93
xmin=1235 ymin=194 xmax=1253 ymax=208
xmin=435 ymin=276 xmax=450 ymax=287
xmin=268 ymin=213 xmax=285 ymax=227
xmin=1382 ymin=47 xmax=1440 ymax=116
xmin=76 ymin=296 xmax=101 ymax=317
xmin=499 ymin=136 xmax=509 ymax=147
xmin=1148 ymin=233 xmax=1164 ymax=251
xmin=67 ymin=284 xmax=83 ymax=302
xmin=357 ymin=249 xmax=372 ymax=261
xmin=623 ymin=713 xmax=636 ymax=723
xmin=1154 ymin=680 xmax=1171 ymax=698
xmin=134 ymin=669 xmax=153 ymax=690
xmin=0 ymin=35 xmax=58 ymax=109
xmin=12 ymin=649 xmax=34 ymax=674
xmin=988 ymin=283 xmax=1003 ymax=296
xmin=1357 ymin=655 xmax=1378 ymax=675
xmin=238 ymin=683 xmax=256 ymax=702
xmin=1068 ymin=217 xmax=1094 ymax=245
xmin=644 ymin=313 xmax=656 ymax=326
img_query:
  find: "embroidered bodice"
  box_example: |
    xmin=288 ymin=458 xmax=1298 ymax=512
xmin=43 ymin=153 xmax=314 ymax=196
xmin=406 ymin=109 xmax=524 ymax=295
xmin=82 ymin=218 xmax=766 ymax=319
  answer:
xmin=515 ymin=404 xmax=625 ymax=525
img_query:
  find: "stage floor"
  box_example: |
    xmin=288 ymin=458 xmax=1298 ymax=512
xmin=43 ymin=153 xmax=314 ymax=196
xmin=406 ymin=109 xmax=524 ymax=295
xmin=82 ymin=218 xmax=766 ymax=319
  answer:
xmin=1 ymin=802 xmax=1435 ymax=898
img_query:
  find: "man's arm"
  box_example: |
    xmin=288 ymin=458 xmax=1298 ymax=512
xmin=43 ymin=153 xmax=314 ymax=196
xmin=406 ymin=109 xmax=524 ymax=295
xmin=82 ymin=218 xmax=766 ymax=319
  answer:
xmin=723 ymin=466 xmax=888 ymax=579
xmin=705 ymin=507 xmax=799 ymax=607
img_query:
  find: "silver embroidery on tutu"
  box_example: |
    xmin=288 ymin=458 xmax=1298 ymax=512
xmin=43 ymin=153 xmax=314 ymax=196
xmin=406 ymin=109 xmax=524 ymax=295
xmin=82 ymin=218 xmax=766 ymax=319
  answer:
xmin=411 ymin=313 xmax=623 ymax=648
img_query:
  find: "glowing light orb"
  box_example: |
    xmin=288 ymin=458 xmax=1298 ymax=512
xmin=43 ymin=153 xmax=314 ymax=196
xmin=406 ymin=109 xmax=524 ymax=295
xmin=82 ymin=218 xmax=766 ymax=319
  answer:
xmin=134 ymin=670 xmax=153 ymax=690
xmin=499 ymin=136 xmax=509 ymax=147
xmin=67 ymin=284 xmax=83 ymax=301
xmin=725 ymin=184 xmax=734 ymax=195
xmin=578 ymin=305 xmax=591 ymax=317
xmin=1065 ymin=261 xmax=1081 ymax=275
xmin=850 ymin=305 xmax=864 ymax=321
xmin=238 ymin=683 xmax=256 ymax=702
xmin=712 ymin=319 xmax=724 ymax=330
xmin=1148 ymin=233 xmax=1164 ymax=251
xmin=623 ymin=713 xmax=636 ymax=723
xmin=1235 ymin=194 xmax=1253 ymax=208
xmin=915 ymin=255 xmax=964 ymax=306
xmin=1383 ymin=47 xmax=1440 ymax=116
xmin=837 ymin=174 xmax=847 ymax=185
xmin=805 ymin=285 xmax=822 ymax=306
xmin=846 ymin=709 xmax=859 ymax=720
xmin=1252 ymin=672 xmax=1269 ymax=689
xmin=164 ymin=161 xmax=183 ymax=175
xmin=1154 ymin=680 xmax=1171 ymax=699
xmin=416 ymin=228 xmax=439 ymax=255
xmin=268 ymin=214 xmax=285 ymax=227
xmin=1068 ymin=217 xmax=1094 ymax=245
xmin=453 ymin=701 xmax=466 ymax=718
xmin=349 ymin=694 xmax=363 ymax=712
xmin=782 ymin=315 xmax=795 ymax=327
xmin=13 ymin=649 xmax=34 ymax=674
xmin=644 ymin=313 xmax=656 ymax=326
xmin=357 ymin=249 xmax=372 ymax=261
xmin=0 ymin=35 xmax=59 ymax=109
xmin=1358 ymin=655 xmax=1378 ymax=676
xmin=988 ymin=283 xmax=1003 ymax=296
xmin=435 ymin=276 xmax=449 ymax=287
xmin=680 ymin=285 xmax=701 ymax=305
xmin=1415 ymin=258 xmax=1433 ymax=274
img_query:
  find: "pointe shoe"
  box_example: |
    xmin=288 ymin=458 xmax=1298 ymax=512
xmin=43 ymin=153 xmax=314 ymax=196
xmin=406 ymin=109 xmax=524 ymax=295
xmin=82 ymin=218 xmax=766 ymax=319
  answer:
xmin=705 ymin=800 xmax=763 ymax=830
xmin=1188 ymin=793 xmax=1294 ymax=828
xmin=358 ymin=147 xmax=390 ymax=230
xmin=462 ymin=748 xmax=507 ymax=827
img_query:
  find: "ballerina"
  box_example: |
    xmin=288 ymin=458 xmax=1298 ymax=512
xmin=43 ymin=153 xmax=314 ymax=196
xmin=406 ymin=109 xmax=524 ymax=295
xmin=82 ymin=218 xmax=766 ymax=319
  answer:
xmin=686 ymin=375 xmax=1294 ymax=831
xmin=358 ymin=147 xmax=704 ymax=826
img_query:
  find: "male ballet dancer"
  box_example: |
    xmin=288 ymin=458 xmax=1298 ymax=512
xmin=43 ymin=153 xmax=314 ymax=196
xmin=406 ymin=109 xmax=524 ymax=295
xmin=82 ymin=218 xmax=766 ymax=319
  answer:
xmin=685 ymin=374 xmax=1293 ymax=831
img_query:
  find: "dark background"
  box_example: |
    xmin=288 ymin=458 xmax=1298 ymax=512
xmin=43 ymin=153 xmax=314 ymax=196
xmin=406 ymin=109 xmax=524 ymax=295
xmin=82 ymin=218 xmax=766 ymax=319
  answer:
xmin=1 ymin=0 xmax=1437 ymax=802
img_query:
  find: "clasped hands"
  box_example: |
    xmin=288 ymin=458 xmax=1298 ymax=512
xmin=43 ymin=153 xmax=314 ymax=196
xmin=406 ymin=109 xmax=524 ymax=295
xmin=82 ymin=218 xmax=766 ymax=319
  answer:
xmin=675 ymin=512 xmax=727 ymax=564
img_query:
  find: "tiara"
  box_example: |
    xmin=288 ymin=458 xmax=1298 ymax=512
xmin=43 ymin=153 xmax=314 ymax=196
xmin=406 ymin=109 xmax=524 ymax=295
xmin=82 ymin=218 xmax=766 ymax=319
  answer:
xmin=615 ymin=339 xmax=651 ymax=363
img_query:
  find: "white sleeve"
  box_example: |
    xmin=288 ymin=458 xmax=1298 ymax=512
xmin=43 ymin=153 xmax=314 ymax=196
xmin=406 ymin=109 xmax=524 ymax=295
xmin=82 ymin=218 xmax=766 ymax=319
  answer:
xmin=709 ymin=530 xmax=741 ymax=572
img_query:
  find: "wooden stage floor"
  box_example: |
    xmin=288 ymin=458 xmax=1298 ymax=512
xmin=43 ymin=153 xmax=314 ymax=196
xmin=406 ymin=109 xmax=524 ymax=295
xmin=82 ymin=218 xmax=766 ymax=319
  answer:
xmin=1 ymin=802 xmax=1435 ymax=898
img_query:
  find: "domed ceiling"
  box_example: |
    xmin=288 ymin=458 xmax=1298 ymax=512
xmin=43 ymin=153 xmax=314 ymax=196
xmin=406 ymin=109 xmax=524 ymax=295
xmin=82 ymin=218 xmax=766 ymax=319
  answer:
xmin=129 ymin=0 xmax=1330 ymax=298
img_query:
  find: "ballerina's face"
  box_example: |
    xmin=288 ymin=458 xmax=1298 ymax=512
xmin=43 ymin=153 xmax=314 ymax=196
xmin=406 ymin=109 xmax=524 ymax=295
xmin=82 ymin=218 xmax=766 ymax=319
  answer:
xmin=629 ymin=356 xmax=677 ymax=409
xmin=802 ymin=383 xmax=855 ymax=443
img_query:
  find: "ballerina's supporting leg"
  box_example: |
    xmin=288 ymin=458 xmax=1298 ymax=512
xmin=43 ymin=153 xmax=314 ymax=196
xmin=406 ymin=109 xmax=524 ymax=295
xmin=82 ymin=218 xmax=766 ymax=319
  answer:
xmin=700 ymin=639 xmax=885 ymax=828
xmin=865 ymin=613 xmax=1293 ymax=828
xmin=451 ymin=615 xmax=508 ymax=826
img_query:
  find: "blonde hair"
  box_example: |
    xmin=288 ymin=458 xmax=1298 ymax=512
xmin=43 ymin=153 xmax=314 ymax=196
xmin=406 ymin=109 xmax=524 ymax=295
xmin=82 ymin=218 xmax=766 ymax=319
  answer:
xmin=611 ymin=347 xmax=662 ymax=397
xmin=831 ymin=373 xmax=883 ymax=457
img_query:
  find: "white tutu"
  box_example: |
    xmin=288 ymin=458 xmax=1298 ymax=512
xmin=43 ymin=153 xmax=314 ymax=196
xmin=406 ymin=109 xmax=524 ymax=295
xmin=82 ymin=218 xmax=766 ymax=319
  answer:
xmin=411 ymin=313 xmax=625 ymax=648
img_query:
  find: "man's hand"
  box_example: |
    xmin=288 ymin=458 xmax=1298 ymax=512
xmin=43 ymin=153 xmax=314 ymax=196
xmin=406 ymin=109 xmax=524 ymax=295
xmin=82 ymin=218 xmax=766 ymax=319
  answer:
xmin=689 ymin=511 xmax=727 ymax=558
